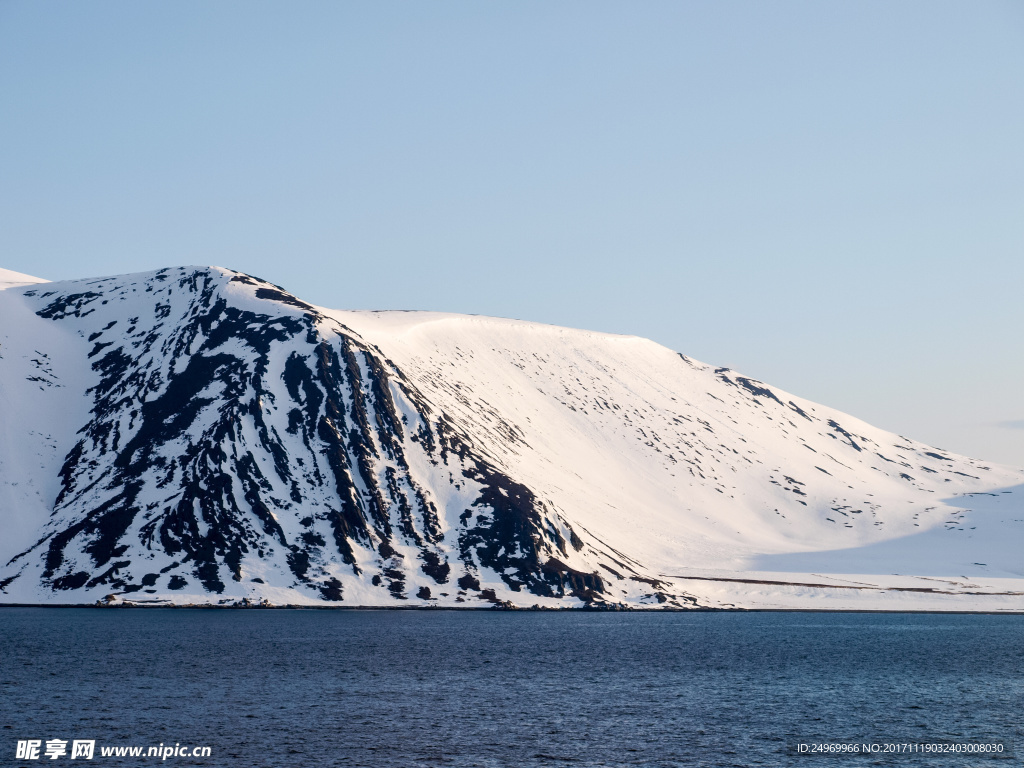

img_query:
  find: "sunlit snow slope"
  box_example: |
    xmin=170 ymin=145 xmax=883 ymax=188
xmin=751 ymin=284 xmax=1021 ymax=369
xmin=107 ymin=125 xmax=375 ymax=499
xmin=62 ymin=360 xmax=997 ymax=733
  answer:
xmin=1 ymin=267 xmax=1021 ymax=609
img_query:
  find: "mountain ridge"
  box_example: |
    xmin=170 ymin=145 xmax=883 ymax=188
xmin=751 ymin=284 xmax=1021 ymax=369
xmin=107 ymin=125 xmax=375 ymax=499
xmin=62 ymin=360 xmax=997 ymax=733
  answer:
xmin=1 ymin=266 xmax=1021 ymax=609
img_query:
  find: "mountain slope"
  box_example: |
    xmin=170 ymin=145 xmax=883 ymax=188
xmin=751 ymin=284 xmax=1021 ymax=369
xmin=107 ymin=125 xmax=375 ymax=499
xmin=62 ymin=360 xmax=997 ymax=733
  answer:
xmin=1 ymin=267 xmax=1021 ymax=609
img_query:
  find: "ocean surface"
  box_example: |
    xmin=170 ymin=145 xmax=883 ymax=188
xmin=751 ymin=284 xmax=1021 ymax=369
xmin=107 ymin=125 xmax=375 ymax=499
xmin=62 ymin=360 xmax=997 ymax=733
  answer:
xmin=0 ymin=609 xmax=1020 ymax=767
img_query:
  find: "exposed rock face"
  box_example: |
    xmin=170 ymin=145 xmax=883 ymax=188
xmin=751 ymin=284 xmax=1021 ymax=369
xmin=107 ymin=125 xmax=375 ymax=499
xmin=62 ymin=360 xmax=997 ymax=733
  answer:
xmin=0 ymin=267 xmax=1021 ymax=609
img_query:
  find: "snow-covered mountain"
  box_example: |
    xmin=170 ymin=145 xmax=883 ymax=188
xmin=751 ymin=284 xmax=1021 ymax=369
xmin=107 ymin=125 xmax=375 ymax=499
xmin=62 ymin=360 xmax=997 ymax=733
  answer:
xmin=1 ymin=266 xmax=1021 ymax=610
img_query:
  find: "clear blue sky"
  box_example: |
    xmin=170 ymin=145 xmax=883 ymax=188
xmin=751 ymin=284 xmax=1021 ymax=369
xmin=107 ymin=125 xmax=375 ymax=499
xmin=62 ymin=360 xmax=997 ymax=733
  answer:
xmin=2 ymin=1 xmax=1022 ymax=466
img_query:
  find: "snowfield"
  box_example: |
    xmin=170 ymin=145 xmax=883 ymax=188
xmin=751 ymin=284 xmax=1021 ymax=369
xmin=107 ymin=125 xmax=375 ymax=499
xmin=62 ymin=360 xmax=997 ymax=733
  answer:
xmin=1 ymin=266 xmax=1021 ymax=610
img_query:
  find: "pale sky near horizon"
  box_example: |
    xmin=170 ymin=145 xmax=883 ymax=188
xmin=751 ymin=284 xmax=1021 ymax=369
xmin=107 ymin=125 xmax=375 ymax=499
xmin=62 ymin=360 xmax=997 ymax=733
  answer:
xmin=1 ymin=1 xmax=1022 ymax=467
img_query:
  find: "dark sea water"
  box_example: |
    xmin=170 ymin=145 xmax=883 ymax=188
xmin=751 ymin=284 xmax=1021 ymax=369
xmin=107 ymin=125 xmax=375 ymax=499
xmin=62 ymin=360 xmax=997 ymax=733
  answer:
xmin=0 ymin=609 xmax=1021 ymax=768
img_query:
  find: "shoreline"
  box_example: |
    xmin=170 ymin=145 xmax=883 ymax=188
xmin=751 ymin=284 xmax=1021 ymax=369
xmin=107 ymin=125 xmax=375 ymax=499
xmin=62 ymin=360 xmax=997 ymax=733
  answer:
xmin=2 ymin=602 xmax=1023 ymax=614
